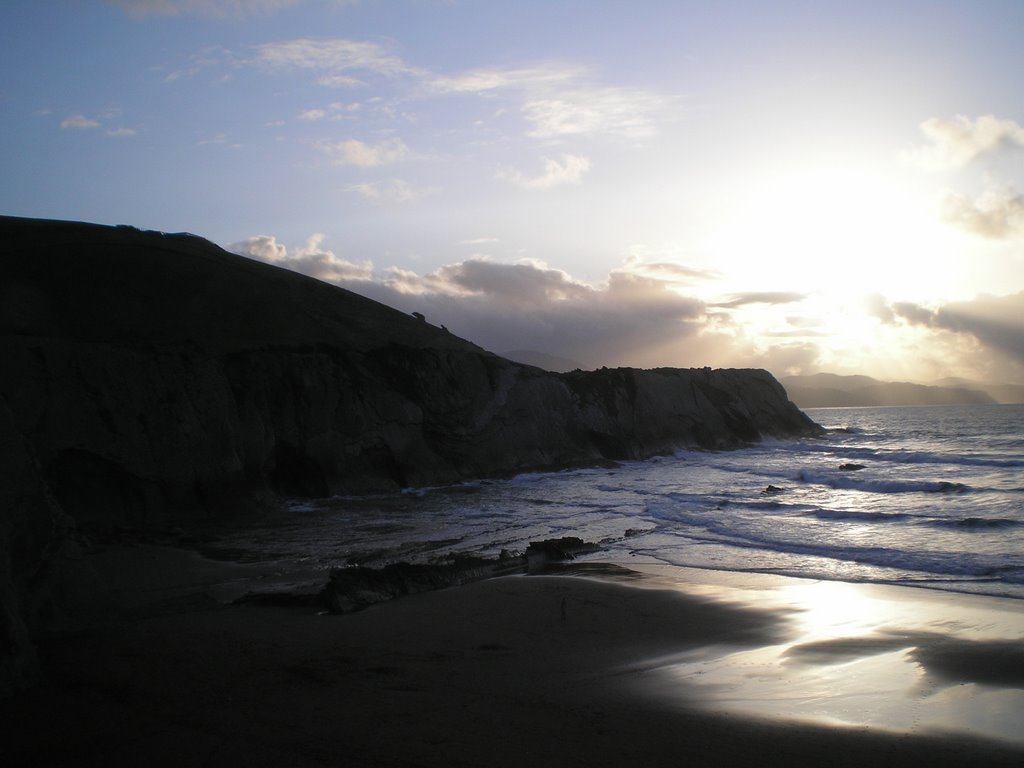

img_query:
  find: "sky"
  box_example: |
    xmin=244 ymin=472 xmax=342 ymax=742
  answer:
xmin=3 ymin=1 xmax=1024 ymax=384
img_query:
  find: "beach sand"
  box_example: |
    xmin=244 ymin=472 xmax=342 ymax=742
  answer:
xmin=6 ymin=545 xmax=1024 ymax=767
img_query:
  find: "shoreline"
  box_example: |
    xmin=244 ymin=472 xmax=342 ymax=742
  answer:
xmin=8 ymin=543 xmax=1024 ymax=766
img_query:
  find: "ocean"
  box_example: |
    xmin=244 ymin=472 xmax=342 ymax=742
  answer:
xmin=219 ymin=403 xmax=1024 ymax=601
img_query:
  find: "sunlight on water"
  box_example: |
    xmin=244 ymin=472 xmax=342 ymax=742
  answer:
xmin=201 ymin=405 xmax=1024 ymax=745
xmin=214 ymin=404 xmax=1024 ymax=601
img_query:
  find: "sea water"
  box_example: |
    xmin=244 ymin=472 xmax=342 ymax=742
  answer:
xmin=222 ymin=403 xmax=1024 ymax=600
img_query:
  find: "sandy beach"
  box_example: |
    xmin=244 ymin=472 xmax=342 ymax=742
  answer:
xmin=7 ymin=544 xmax=1024 ymax=767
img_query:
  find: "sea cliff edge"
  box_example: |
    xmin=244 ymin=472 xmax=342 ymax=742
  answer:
xmin=0 ymin=215 xmax=821 ymax=695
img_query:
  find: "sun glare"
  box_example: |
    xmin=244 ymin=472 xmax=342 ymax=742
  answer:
xmin=706 ymin=164 xmax=955 ymax=304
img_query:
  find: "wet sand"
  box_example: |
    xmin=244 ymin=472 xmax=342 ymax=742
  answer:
xmin=6 ymin=546 xmax=1024 ymax=767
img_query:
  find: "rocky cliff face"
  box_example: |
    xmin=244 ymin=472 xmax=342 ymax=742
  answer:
xmin=0 ymin=216 xmax=821 ymax=695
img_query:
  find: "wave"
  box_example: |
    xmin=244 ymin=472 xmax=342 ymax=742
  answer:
xmin=806 ymin=508 xmax=913 ymax=523
xmin=805 ymin=508 xmax=1023 ymax=531
xmin=765 ymin=436 xmax=1024 ymax=470
xmin=924 ymin=516 xmax=1023 ymax=531
xmin=637 ymin=519 xmax=1016 ymax=582
xmin=872 ymin=450 xmax=1024 ymax=469
xmin=796 ymin=470 xmax=969 ymax=494
xmin=637 ymin=491 xmax=1023 ymax=586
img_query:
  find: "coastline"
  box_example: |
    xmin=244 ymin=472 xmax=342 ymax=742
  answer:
xmin=7 ymin=544 xmax=1024 ymax=766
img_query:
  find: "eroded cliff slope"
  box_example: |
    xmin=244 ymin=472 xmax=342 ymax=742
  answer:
xmin=0 ymin=216 xmax=820 ymax=694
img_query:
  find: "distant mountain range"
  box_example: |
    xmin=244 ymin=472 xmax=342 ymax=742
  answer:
xmin=780 ymin=373 xmax=1024 ymax=407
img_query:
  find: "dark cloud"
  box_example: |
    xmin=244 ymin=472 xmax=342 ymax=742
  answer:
xmin=892 ymin=301 xmax=937 ymax=327
xmin=232 ymin=241 xmax=715 ymax=368
xmin=937 ymin=292 xmax=1024 ymax=363
xmin=872 ymin=292 xmax=1024 ymax=368
xmin=713 ymin=291 xmax=807 ymax=309
xmin=865 ymin=294 xmax=894 ymax=323
xmin=230 ymin=232 xmax=1018 ymax=383
xmin=367 ymin=264 xmax=707 ymax=368
xmin=438 ymin=259 xmax=592 ymax=304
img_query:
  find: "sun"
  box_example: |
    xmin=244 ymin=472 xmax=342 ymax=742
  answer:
xmin=704 ymin=162 xmax=956 ymax=304
xmin=682 ymin=160 xmax=972 ymax=377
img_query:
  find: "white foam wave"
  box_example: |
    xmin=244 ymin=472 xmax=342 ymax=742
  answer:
xmin=796 ymin=470 xmax=969 ymax=494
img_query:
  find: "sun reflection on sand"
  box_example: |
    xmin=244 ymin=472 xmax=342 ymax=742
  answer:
xmin=632 ymin=567 xmax=1024 ymax=745
xmin=783 ymin=580 xmax=904 ymax=640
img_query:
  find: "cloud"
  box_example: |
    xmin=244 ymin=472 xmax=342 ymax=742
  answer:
xmin=228 ymin=233 xmax=1022 ymax=382
xmin=871 ymin=296 xmax=944 ymax=329
xmin=317 ymin=74 xmax=364 ymax=88
xmin=748 ymin=342 xmax=823 ymax=376
xmin=621 ymin=255 xmax=719 ymax=283
xmin=197 ymin=132 xmax=241 ymax=148
xmin=60 ymin=114 xmax=101 ymax=130
xmin=934 ymin=293 xmax=1024 ymax=364
xmin=785 ymin=316 xmax=827 ymax=329
xmin=60 ymin=110 xmax=137 ymax=137
xmin=713 ymin=291 xmax=808 ymax=309
xmin=249 ymin=38 xmax=412 ymax=78
xmin=523 ymin=87 xmax=670 ymax=140
xmin=431 ymin=259 xmax=593 ymax=304
xmin=228 ymin=233 xmax=373 ymax=283
xmin=903 ymin=114 xmax=1024 ymax=170
xmin=106 ymin=0 xmax=304 ymax=18
xmin=892 ymin=300 xmax=938 ymax=327
xmin=865 ymin=293 xmax=895 ymax=323
xmin=871 ymin=292 xmax=1024 ymax=374
xmin=941 ymin=186 xmax=1024 ymax=239
xmin=345 ymin=179 xmax=436 ymax=204
xmin=164 ymin=37 xmax=394 ymax=84
xmin=162 ymin=45 xmax=230 ymax=82
xmin=229 ymin=237 xmax=719 ymax=368
xmin=297 ymin=102 xmax=362 ymax=122
xmin=367 ymin=260 xmax=707 ymax=367
xmin=431 ymin=63 xmax=673 ymax=141
xmin=498 ymin=154 xmax=591 ymax=189
xmin=226 ymin=234 xmax=846 ymax=375
xmin=316 ymin=137 xmax=410 ymax=167
xmin=430 ymin=64 xmax=585 ymax=94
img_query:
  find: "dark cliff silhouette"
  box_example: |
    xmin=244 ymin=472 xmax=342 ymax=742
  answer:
xmin=0 ymin=216 xmax=821 ymax=695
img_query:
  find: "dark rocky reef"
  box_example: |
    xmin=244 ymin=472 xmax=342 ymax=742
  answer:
xmin=0 ymin=216 xmax=821 ymax=695
xmin=319 ymin=538 xmax=603 ymax=614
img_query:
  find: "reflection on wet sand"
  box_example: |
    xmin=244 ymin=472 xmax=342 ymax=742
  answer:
xmin=638 ymin=568 xmax=1024 ymax=744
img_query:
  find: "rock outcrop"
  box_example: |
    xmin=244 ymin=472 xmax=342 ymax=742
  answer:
xmin=0 ymin=216 xmax=821 ymax=695
xmin=320 ymin=538 xmax=604 ymax=614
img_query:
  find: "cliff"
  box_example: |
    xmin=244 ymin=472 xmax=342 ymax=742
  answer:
xmin=0 ymin=216 xmax=821 ymax=695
